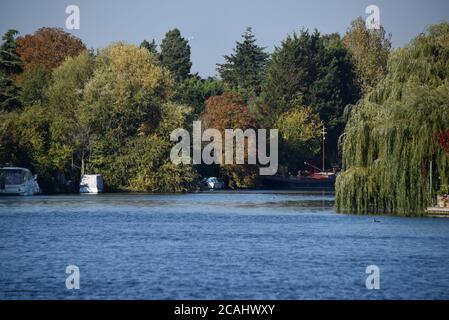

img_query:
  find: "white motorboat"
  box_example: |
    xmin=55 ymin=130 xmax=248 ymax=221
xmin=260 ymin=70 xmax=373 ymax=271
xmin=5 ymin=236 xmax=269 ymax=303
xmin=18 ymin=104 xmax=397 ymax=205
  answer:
xmin=199 ymin=177 xmax=225 ymax=190
xmin=79 ymin=174 xmax=104 ymax=194
xmin=0 ymin=167 xmax=41 ymax=196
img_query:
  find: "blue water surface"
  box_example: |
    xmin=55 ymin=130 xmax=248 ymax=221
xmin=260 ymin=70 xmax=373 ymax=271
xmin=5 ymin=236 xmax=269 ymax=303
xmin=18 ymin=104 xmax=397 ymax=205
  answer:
xmin=0 ymin=190 xmax=448 ymax=299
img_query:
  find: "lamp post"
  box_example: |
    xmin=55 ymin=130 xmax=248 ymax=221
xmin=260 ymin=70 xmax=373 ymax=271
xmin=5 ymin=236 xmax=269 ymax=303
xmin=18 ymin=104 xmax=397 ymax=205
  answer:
xmin=321 ymin=126 xmax=327 ymax=172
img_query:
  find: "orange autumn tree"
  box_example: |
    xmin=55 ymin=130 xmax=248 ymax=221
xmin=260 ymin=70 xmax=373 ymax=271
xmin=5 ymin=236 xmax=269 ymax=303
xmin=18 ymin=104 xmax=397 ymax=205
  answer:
xmin=16 ymin=27 xmax=86 ymax=73
xmin=201 ymin=92 xmax=259 ymax=188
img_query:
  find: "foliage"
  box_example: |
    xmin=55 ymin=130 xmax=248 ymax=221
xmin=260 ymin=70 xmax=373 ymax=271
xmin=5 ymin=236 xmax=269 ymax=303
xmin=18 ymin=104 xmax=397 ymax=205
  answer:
xmin=0 ymin=50 xmax=98 ymax=191
xmin=160 ymin=29 xmax=192 ymax=81
xmin=46 ymin=50 xmax=96 ymax=181
xmin=2 ymin=22 xmax=447 ymax=200
xmin=0 ymin=30 xmax=23 ymax=111
xmin=437 ymin=129 xmax=449 ymax=154
xmin=140 ymin=39 xmax=159 ymax=59
xmin=131 ymin=161 xmax=198 ymax=192
xmin=202 ymin=92 xmax=257 ymax=130
xmin=0 ymin=71 xmax=21 ymax=111
xmin=0 ymin=104 xmax=56 ymax=190
xmin=1 ymin=42 xmax=197 ymax=193
xmin=19 ymin=66 xmax=52 ymax=105
xmin=276 ymin=106 xmax=322 ymax=170
xmin=202 ymin=92 xmax=258 ymax=188
xmin=79 ymin=43 xmax=194 ymax=192
xmin=173 ymin=75 xmax=224 ymax=118
xmin=0 ymin=110 xmax=21 ymax=166
xmin=217 ymin=27 xmax=269 ymax=99
xmin=0 ymin=29 xmax=23 ymax=77
xmin=439 ymin=184 xmax=449 ymax=196
xmin=336 ymin=23 xmax=449 ymax=216
xmin=115 ymin=102 xmax=195 ymax=192
xmin=343 ymin=17 xmax=392 ymax=95
xmin=256 ymin=30 xmax=359 ymax=167
xmin=220 ymin=164 xmax=258 ymax=189
xmin=16 ymin=27 xmax=86 ymax=72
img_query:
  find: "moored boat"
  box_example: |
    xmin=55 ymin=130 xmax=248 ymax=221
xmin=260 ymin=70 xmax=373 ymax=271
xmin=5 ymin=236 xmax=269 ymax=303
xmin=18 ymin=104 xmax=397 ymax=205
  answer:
xmin=0 ymin=167 xmax=41 ymax=196
xmin=261 ymin=172 xmax=336 ymax=190
xmin=79 ymin=174 xmax=104 ymax=194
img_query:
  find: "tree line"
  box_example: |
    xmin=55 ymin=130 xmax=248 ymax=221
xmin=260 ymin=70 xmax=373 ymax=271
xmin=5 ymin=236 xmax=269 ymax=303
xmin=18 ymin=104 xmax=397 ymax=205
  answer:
xmin=3 ymin=18 xmax=445 ymax=211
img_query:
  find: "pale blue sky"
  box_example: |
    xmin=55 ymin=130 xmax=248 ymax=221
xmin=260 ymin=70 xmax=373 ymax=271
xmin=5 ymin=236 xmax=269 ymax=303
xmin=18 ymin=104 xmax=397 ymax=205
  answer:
xmin=1 ymin=0 xmax=449 ymax=77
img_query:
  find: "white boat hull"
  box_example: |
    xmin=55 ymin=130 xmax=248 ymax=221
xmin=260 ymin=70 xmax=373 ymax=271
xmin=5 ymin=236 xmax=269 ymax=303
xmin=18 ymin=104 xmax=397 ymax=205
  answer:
xmin=0 ymin=189 xmax=40 ymax=196
xmin=79 ymin=186 xmax=102 ymax=194
xmin=0 ymin=167 xmax=41 ymax=196
xmin=79 ymin=175 xmax=104 ymax=194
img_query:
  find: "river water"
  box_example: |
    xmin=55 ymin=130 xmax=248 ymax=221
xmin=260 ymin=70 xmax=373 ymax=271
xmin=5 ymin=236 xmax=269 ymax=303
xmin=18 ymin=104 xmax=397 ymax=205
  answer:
xmin=0 ymin=190 xmax=448 ymax=299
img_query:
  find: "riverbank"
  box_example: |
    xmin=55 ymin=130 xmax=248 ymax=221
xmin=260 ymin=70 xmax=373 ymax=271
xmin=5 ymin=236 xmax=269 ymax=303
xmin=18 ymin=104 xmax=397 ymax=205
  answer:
xmin=427 ymin=207 xmax=449 ymax=218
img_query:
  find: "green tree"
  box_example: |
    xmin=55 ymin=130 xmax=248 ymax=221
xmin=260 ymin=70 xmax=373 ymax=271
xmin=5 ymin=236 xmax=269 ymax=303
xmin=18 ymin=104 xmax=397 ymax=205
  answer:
xmin=276 ymin=106 xmax=322 ymax=171
xmin=81 ymin=43 xmax=195 ymax=191
xmin=0 ymin=71 xmax=21 ymax=111
xmin=343 ymin=17 xmax=391 ymax=95
xmin=0 ymin=104 xmax=54 ymax=190
xmin=259 ymin=30 xmax=358 ymax=124
xmin=20 ymin=66 xmax=52 ymax=105
xmin=44 ymin=44 xmax=197 ymax=192
xmin=336 ymin=23 xmax=449 ymax=216
xmin=0 ymin=30 xmax=23 ymax=111
xmin=0 ymin=110 xmax=21 ymax=166
xmin=257 ymin=30 xmax=358 ymax=167
xmin=128 ymin=102 xmax=197 ymax=192
xmin=46 ymin=50 xmax=96 ymax=181
xmin=140 ymin=39 xmax=159 ymax=58
xmin=217 ymin=27 xmax=269 ymax=99
xmin=202 ymin=92 xmax=259 ymax=188
xmin=160 ymin=28 xmax=192 ymax=81
xmin=174 ymin=74 xmax=224 ymax=118
xmin=0 ymin=29 xmax=23 ymax=77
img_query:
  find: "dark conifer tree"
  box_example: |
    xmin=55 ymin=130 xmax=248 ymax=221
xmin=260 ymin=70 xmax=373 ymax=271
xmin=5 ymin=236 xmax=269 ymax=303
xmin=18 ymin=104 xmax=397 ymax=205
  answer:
xmin=160 ymin=29 xmax=192 ymax=81
xmin=217 ymin=27 xmax=269 ymax=98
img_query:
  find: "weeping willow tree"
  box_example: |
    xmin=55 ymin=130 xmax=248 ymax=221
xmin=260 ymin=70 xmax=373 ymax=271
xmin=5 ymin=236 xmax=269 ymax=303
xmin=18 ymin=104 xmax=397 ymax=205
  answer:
xmin=336 ymin=23 xmax=449 ymax=216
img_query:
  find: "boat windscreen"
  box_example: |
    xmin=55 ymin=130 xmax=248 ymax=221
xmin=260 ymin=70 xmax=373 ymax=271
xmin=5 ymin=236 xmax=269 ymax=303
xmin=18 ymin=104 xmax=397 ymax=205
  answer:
xmin=0 ymin=169 xmax=26 ymax=185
